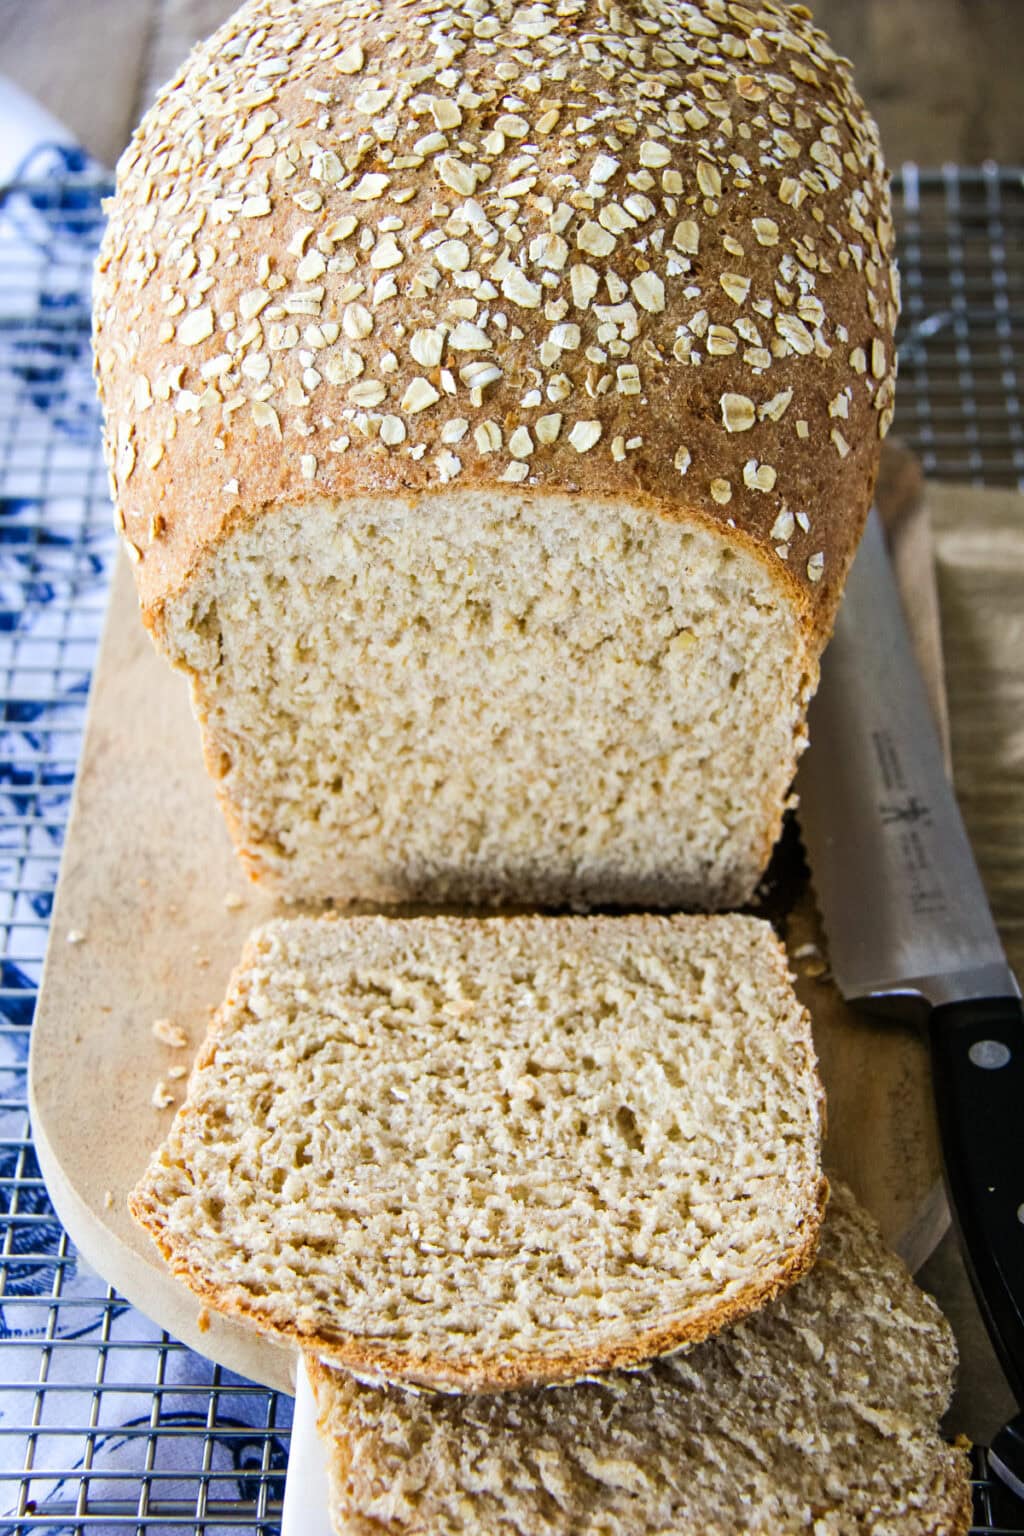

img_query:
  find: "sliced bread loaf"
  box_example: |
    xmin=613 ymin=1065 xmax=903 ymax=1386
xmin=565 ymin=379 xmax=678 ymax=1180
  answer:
xmin=307 ymin=1181 xmax=972 ymax=1536
xmin=94 ymin=0 xmax=898 ymax=911
xmin=129 ymin=912 xmax=825 ymax=1393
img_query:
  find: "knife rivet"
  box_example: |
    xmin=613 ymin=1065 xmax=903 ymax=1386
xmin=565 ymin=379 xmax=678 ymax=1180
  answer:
xmin=968 ymin=1039 xmax=1011 ymax=1070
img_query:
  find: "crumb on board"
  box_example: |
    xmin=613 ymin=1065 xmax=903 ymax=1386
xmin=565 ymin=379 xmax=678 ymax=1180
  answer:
xmin=104 ymin=1190 xmax=115 ymax=1210
xmin=168 ymin=1064 xmax=187 ymax=1080
xmin=197 ymin=1308 xmax=211 ymax=1334
xmin=224 ymin=892 xmax=244 ymax=910
xmin=151 ymin=1080 xmax=175 ymax=1110
xmin=152 ymin=1017 xmax=188 ymax=1049
xmin=66 ymin=929 xmax=87 ymax=945
xmin=791 ymin=940 xmax=828 ymax=978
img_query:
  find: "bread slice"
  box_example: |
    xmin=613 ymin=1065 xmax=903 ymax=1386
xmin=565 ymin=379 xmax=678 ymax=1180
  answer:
xmin=94 ymin=0 xmax=899 ymax=913
xmin=307 ymin=1182 xmax=972 ymax=1536
xmin=129 ymin=913 xmax=826 ymax=1393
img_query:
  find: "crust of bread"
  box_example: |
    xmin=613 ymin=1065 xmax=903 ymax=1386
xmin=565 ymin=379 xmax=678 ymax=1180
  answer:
xmin=94 ymin=0 xmax=897 ymax=656
xmin=129 ymin=911 xmax=827 ymax=1394
xmin=131 ymin=1176 xmax=827 ymax=1392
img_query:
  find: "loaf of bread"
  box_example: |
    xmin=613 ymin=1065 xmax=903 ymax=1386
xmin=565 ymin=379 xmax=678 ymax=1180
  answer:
xmin=307 ymin=1182 xmax=971 ymax=1536
xmin=129 ymin=912 xmax=825 ymax=1392
xmin=94 ymin=0 xmax=897 ymax=909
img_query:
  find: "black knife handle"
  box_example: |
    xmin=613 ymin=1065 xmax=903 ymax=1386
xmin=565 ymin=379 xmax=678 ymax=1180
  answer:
xmin=930 ymin=996 xmax=1024 ymax=1405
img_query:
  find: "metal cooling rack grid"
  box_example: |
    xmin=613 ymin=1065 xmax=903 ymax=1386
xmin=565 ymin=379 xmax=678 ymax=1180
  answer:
xmin=895 ymin=164 xmax=1024 ymax=487
xmin=0 ymin=161 xmax=1020 ymax=1534
xmin=0 ymin=166 xmax=290 ymax=1534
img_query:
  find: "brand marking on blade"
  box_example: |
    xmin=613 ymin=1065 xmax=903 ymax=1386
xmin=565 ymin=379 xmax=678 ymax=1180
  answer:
xmin=871 ymin=727 xmax=948 ymax=919
xmin=879 ymin=796 xmax=931 ymax=826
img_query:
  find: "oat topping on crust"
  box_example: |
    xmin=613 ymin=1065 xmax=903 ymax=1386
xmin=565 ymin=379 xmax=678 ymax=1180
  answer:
xmin=94 ymin=0 xmax=898 ymax=633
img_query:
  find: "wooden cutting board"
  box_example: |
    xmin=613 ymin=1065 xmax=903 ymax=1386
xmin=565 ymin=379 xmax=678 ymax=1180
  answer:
xmin=28 ymin=453 xmax=951 ymax=1397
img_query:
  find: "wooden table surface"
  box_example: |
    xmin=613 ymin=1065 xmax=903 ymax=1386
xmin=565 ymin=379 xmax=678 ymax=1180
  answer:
xmin=1 ymin=0 xmax=1023 ymax=170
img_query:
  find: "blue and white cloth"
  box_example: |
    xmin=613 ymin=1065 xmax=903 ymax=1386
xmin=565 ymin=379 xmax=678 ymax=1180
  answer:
xmin=0 ymin=78 xmax=291 ymax=1529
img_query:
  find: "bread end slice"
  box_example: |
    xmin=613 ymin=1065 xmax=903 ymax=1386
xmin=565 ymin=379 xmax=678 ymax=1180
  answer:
xmin=307 ymin=1182 xmax=972 ymax=1536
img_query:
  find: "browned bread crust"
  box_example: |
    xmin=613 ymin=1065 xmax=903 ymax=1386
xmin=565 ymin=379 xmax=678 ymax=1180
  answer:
xmin=94 ymin=0 xmax=897 ymax=650
xmin=130 ymin=1203 xmax=826 ymax=1392
xmin=132 ymin=1187 xmax=827 ymax=1392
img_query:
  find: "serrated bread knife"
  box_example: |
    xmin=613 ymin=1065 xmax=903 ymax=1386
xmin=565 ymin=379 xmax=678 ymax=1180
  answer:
xmin=796 ymin=507 xmax=1024 ymax=1497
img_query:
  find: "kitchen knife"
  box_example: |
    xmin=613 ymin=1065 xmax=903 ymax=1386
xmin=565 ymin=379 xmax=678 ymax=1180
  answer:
xmin=796 ymin=508 xmax=1024 ymax=1431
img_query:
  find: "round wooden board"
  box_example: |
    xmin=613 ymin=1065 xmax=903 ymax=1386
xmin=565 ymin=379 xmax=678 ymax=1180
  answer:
xmin=30 ymin=541 xmax=948 ymax=1397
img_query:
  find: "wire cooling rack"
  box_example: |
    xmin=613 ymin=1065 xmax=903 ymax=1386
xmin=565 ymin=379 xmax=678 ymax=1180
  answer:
xmin=0 ymin=158 xmax=1021 ymax=1535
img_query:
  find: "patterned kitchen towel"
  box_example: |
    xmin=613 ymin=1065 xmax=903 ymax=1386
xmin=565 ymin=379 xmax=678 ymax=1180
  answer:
xmin=0 ymin=78 xmax=292 ymax=1530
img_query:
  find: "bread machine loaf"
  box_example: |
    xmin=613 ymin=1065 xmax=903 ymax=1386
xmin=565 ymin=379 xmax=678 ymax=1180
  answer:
xmin=94 ymin=0 xmax=898 ymax=908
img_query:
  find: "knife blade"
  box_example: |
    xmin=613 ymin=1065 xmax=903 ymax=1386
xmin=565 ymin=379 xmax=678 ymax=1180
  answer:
xmin=797 ymin=505 xmax=1024 ymax=1410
